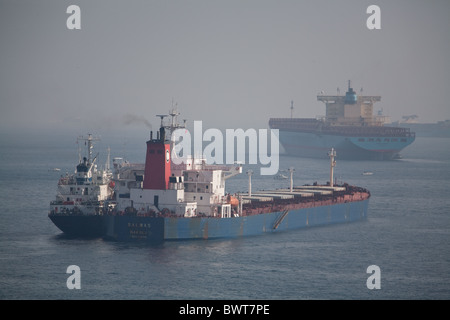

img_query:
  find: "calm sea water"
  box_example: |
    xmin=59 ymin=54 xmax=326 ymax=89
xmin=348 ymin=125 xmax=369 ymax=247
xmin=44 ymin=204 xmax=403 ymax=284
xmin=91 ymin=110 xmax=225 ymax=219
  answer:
xmin=1 ymin=133 xmax=449 ymax=300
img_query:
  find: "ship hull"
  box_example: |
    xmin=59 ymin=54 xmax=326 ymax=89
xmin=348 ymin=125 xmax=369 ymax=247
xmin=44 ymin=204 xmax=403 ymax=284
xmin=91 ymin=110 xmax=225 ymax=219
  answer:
xmin=278 ymin=130 xmax=415 ymax=160
xmin=49 ymin=214 xmax=106 ymax=237
xmin=100 ymin=198 xmax=369 ymax=242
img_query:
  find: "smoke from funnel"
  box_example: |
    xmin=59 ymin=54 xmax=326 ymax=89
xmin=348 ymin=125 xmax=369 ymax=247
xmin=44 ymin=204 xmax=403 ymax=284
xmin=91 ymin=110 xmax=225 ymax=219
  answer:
xmin=123 ymin=114 xmax=152 ymax=129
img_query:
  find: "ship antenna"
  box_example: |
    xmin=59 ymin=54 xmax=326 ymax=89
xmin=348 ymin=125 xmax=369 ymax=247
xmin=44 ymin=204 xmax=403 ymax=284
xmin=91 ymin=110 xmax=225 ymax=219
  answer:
xmin=169 ymin=108 xmax=181 ymax=133
xmin=87 ymin=134 xmax=93 ymax=163
xmin=156 ymin=114 xmax=168 ymax=129
xmin=290 ymin=100 xmax=294 ymax=119
xmin=77 ymin=139 xmax=82 ymax=164
xmin=328 ymin=148 xmax=337 ymax=187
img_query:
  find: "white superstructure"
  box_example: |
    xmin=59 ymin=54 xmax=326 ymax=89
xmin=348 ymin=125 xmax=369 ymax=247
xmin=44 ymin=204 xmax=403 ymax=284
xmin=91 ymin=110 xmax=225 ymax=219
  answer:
xmin=112 ymin=110 xmax=242 ymax=218
xmin=50 ymin=134 xmax=115 ymax=216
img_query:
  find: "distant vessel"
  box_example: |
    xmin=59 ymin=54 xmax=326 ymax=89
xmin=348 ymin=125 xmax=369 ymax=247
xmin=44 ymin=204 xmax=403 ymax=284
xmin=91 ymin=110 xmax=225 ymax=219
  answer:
xmin=269 ymin=81 xmax=416 ymax=160
xmin=49 ymin=111 xmax=370 ymax=242
xmin=389 ymin=115 xmax=450 ymax=138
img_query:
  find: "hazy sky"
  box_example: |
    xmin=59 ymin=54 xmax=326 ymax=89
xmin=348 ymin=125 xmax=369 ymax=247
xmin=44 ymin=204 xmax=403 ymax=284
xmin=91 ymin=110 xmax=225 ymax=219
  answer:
xmin=1 ymin=0 xmax=450 ymax=138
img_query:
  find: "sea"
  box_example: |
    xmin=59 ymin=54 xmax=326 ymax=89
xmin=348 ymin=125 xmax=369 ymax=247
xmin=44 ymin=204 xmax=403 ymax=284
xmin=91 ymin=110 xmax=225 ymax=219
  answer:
xmin=0 ymin=132 xmax=449 ymax=301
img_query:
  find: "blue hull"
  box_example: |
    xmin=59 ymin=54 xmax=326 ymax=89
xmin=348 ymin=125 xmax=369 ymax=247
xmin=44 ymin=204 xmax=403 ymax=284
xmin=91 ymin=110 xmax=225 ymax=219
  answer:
xmin=103 ymin=199 xmax=369 ymax=242
xmin=279 ymin=130 xmax=415 ymax=160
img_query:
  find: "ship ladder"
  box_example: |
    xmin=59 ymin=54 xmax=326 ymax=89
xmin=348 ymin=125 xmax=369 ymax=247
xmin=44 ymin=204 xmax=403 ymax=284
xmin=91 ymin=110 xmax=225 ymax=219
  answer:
xmin=273 ymin=210 xmax=289 ymax=230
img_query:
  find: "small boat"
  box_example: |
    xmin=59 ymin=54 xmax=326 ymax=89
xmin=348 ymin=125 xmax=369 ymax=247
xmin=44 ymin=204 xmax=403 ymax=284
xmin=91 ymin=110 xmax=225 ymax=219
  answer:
xmin=274 ymin=173 xmax=288 ymax=180
xmin=362 ymin=171 xmax=373 ymax=176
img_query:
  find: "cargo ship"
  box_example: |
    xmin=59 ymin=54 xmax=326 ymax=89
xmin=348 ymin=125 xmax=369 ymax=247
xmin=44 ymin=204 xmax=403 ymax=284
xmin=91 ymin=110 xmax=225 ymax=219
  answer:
xmin=389 ymin=115 xmax=450 ymax=138
xmin=269 ymin=81 xmax=415 ymax=160
xmin=49 ymin=111 xmax=370 ymax=242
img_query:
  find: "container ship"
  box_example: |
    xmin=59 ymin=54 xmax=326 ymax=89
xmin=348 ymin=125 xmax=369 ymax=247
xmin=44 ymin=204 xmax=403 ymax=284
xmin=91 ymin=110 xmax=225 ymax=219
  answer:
xmin=389 ymin=115 xmax=450 ymax=138
xmin=49 ymin=111 xmax=370 ymax=242
xmin=269 ymin=81 xmax=415 ymax=160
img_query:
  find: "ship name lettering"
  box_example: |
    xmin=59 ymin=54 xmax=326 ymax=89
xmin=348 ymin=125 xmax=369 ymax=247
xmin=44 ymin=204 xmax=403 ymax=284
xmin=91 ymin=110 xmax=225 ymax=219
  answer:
xmin=128 ymin=222 xmax=151 ymax=228
xmin=129 ymin=230 xmax=148 ymax=236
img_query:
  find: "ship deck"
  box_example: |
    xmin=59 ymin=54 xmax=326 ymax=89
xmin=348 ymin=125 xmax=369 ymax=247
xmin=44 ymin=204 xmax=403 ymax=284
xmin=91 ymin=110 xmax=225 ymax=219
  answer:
xmin=239 ymin=184 xmax=370 ymax=216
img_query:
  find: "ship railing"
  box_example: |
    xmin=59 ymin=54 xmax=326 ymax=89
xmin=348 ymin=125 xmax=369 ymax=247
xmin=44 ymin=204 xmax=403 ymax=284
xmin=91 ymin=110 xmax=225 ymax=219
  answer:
xmin=58 ymin=176 xmax=75 ymax=185
xmin=239 ymin=185 xmax=370 ymax=215
xmin=50 ymin=198 xmax=104 ymax=206
xmin=50 ymin=206 xmax=106 ymax=216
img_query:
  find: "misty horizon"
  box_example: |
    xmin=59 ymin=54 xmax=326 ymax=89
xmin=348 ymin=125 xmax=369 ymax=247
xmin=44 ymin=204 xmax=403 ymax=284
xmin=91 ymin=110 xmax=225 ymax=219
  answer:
xmin=1 ymin=0 xmax=450 ymax=140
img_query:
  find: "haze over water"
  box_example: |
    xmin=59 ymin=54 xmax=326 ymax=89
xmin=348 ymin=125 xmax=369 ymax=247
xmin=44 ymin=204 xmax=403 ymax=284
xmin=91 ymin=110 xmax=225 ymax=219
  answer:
xmin=1 ymin=0 xmax=450 ymax=301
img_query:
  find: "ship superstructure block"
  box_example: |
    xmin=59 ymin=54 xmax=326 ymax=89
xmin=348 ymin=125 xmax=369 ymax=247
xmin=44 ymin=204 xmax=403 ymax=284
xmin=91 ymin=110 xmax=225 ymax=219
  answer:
xmin=317 ymin=81 xmax=382 ymax=126
xmin=136 ymin=126 xmax=189 ymax=214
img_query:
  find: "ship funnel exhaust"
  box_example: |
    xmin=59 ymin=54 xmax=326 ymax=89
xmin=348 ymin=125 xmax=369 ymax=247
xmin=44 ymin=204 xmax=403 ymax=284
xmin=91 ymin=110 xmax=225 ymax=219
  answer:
xmin=144 ymin=128 xmax=171 ymax=190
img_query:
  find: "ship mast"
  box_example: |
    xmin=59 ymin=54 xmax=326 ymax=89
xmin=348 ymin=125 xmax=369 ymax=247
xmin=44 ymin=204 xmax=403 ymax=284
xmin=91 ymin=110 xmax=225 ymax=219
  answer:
xmin=77 ymin=134 xmax=100 ymax=164
xmin=247 ymin=170 xmax=253 ymax=197
xmin=168 ymin=108 xmax=186 ymax=133
xmin=157 ymin=103 xmax=187 ymax=142
xmin=169 ymin=108 xmax=180 ymax=132
xmin=328 ymin=148 xmax=336 ymax=187
xmin=288 ymin=167 xmax=295 ymax=192
xmin=106 ymin=147 xmax=111 ymax=172
xmin=290 ymin=100 xmax=294 ymax=119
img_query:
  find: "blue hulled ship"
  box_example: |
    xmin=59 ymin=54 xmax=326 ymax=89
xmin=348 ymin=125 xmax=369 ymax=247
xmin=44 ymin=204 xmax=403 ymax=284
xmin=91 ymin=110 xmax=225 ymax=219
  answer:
xmin=49 ymin=111 xmax=370 ymax=242
xmin=269 ymin=81 xmax=415 ymax=160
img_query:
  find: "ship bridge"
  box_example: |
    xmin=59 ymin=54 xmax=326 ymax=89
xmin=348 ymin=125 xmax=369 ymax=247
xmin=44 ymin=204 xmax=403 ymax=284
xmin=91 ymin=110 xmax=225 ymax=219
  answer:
xmin=317 ymin=81 xmax=383 ymax=126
